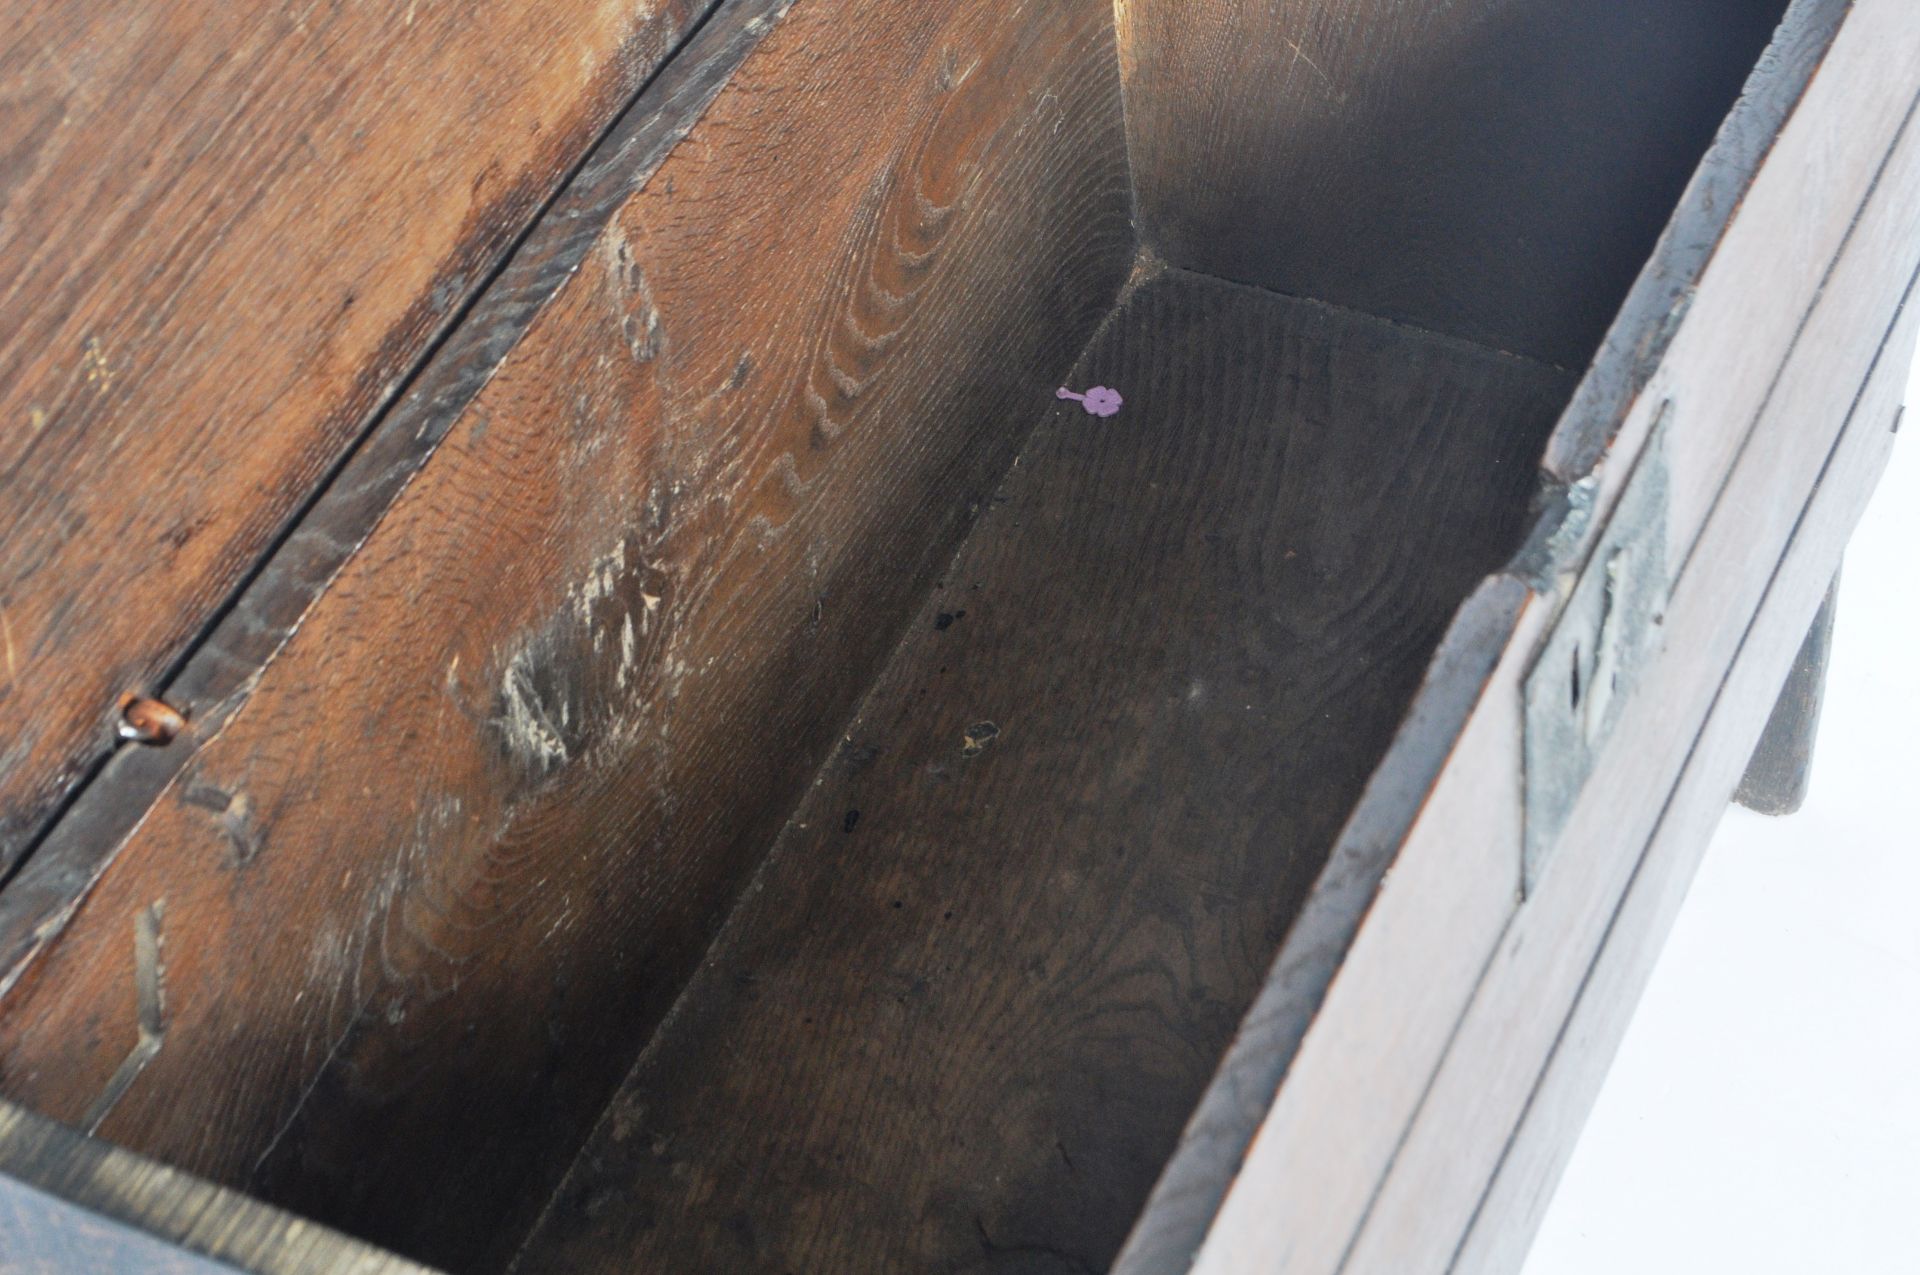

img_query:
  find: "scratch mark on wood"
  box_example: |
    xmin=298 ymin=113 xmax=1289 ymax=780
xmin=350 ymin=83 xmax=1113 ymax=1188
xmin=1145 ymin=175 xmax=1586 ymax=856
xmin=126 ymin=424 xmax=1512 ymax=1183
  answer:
xmin=82 ymin=899 xmax=167 ymax=1133
xmin=1281 ymin=34 xmax=1333 ymax=92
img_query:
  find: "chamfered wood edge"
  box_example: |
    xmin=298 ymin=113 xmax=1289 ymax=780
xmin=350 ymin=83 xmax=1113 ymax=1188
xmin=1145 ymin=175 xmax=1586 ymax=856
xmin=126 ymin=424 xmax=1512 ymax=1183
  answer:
xmin=0 ymin=0 xmax=801 ymax=1000
xmin=1446 ymin=257 xmax=1920 ymax=1275
xmin=0 ymin=1099 xmax=435 ymax=1274
xmin=1112 ymin=1 xmax=1864 ymax=1266
xmin=1539 ymin=0 xmax=1850 ymax=483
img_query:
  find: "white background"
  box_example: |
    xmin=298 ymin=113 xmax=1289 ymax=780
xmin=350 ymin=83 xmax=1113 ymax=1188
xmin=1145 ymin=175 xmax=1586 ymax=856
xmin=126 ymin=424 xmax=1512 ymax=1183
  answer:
xmin=1520 ymin=339 xmax=1920 ymax=1269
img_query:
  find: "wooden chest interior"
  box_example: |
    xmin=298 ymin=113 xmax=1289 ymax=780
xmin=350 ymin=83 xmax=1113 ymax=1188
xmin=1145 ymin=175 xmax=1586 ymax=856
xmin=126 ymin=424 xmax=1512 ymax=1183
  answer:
xmin=0 ymin=0 xmax=1816 ymax=1270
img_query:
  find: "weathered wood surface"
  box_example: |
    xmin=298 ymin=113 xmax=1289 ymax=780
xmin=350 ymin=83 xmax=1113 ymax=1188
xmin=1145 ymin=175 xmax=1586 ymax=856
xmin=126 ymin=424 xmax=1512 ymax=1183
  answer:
xmin=512 ymin=270 xmax=1573 ymax=1274
xmin=0 ymin=0 xmax=715 ymax=874
xmin=1115 ymin=0 xmax=1791 ymax=368
xmin=1453 ymin=248 xmax=1918 ymax=1275
xmin=0 ymin=1099 xmax=433 ymax=1274
xmin=1149 ymin=9 xmax=1920 ymax=1269
xmin=1335 ymin=81 xmax=1920 ymax=1274
xmin=0 ymin=0 xmax=1135 ymax=1266
xmin=1115 ymin=2 xmax=1917 ymax=1270
xmin=1734 ymin=577 xmax=1838 ymax=815
xmin=0 ymin=0 xmax=799 ymax=1005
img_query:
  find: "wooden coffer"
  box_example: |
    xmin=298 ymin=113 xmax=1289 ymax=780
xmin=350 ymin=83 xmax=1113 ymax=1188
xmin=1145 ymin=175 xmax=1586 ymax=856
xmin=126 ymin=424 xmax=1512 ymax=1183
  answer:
xmin=1 ymin=0 xmax=1915 ymax=1271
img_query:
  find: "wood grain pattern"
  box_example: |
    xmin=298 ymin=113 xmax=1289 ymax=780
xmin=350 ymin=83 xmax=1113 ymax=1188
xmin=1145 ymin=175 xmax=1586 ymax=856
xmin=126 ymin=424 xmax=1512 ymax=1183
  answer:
xmin=0 ymin=0 xmax=1135 ymax=1266
xmin=0 ymin=0 xmax=799 ymax=1005
xmin=511 ymin=270 xmax=1572 ymax=1275
xmin=1115 ymin=0 xmax=1791 ymax=368
xmin=0 ymin=0 xmax=717 ymax=874
xmin=1452 ymin=251 xmax=1918 ymax=1275
xmin=1114 ymin=5 xmax=1913 ymax=1268
xmin=0 ymin=1099 xmax=433 ymax=1274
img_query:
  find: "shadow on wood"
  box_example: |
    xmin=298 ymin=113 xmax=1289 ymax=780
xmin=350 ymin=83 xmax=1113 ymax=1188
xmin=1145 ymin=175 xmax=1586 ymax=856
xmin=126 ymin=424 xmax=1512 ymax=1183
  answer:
xmin=1736 ymin=575 xmax=1839 ymax=815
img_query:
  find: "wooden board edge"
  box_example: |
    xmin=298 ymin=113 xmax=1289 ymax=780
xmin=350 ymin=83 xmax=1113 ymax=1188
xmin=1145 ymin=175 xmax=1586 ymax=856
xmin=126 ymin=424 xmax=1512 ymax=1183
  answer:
xmin=1326 ymin=78 xmax=1920 ymax=1271
xmin=1540 ymin=0 xmax=1850 ymax=481
xmin=1112 ymin=572 xmax=1530 ymax=1274
xmin=0 ymin=1099 xmax=435 ymax=1275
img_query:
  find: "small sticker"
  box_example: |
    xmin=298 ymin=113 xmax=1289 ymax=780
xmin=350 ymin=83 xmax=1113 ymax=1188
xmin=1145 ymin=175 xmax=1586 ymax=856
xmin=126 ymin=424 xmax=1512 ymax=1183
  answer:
xmin=1056 ymin=385 xmax=1123 ymax=417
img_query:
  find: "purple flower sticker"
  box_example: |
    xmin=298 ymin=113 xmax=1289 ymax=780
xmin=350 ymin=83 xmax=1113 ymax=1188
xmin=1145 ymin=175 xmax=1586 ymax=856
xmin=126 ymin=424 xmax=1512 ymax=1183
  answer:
xmin=1056 ymin=385 xmax=1124 ymax=417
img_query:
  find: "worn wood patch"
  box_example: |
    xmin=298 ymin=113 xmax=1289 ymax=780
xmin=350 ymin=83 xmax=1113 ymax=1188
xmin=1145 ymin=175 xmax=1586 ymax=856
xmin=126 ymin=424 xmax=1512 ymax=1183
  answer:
xmin=1115 ymin=0 xmax=1791 ymax=367
xmin=0 ymin=0 xmax=720 ymax=874
xmin=0 ymin=0 xmax=1134 ymax=1266
xmin=511 ymin=270 xmax=1572 ymax=1274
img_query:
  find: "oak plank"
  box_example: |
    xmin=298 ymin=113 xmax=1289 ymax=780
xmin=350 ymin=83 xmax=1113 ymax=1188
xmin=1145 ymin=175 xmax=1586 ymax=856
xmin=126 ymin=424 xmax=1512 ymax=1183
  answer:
xmin=0 ymin=0 xmax=800 ymax=1003
xmin=511 ymin=269 xmax=1573 ymax=1274
xmin=0 ymin=0 xmax=718 ymax=872
xmin=0 ymin=0 xmax=1136 ymax=1267
xmin=1115 ymin=0 xmax=1792 ymax=367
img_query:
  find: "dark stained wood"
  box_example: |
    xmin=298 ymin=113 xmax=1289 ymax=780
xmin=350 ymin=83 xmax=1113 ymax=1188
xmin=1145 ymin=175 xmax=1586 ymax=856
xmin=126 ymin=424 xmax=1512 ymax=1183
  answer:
xmin=512 ymin=270 xmax=1573 ymax=1274
xmin=0 ymin=0 xmax=804 ymax=1003
xmin=1116 ymin=0 xmax=1793 ymax=368
xmin=0 ymin=1099 xmax=433 ymax=1275
xmin=0 ymin=0 xmax=721 ymax=874
xmin=1735 ymin=576 xmax=1838 ymax=815
xmin=1111 ymin=575 xmax=1536 ymax=1275
xmin=0 ymin=0 xmax=1135 ymax=1267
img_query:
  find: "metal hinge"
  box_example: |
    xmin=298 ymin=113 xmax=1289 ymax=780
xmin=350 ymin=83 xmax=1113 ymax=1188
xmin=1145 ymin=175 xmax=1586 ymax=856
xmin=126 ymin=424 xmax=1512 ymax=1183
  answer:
xmin=1521 ymin=404 xmax=1672 ymax=896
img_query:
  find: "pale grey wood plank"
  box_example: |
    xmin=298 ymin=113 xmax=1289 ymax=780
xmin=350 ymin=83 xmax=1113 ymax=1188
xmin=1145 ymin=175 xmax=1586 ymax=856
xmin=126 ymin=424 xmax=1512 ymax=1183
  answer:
xmin=1451 ymin=253 xmax=1918 ymax=1275
xmin=1334 ymin=85 xmax=1920 ymax=1275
